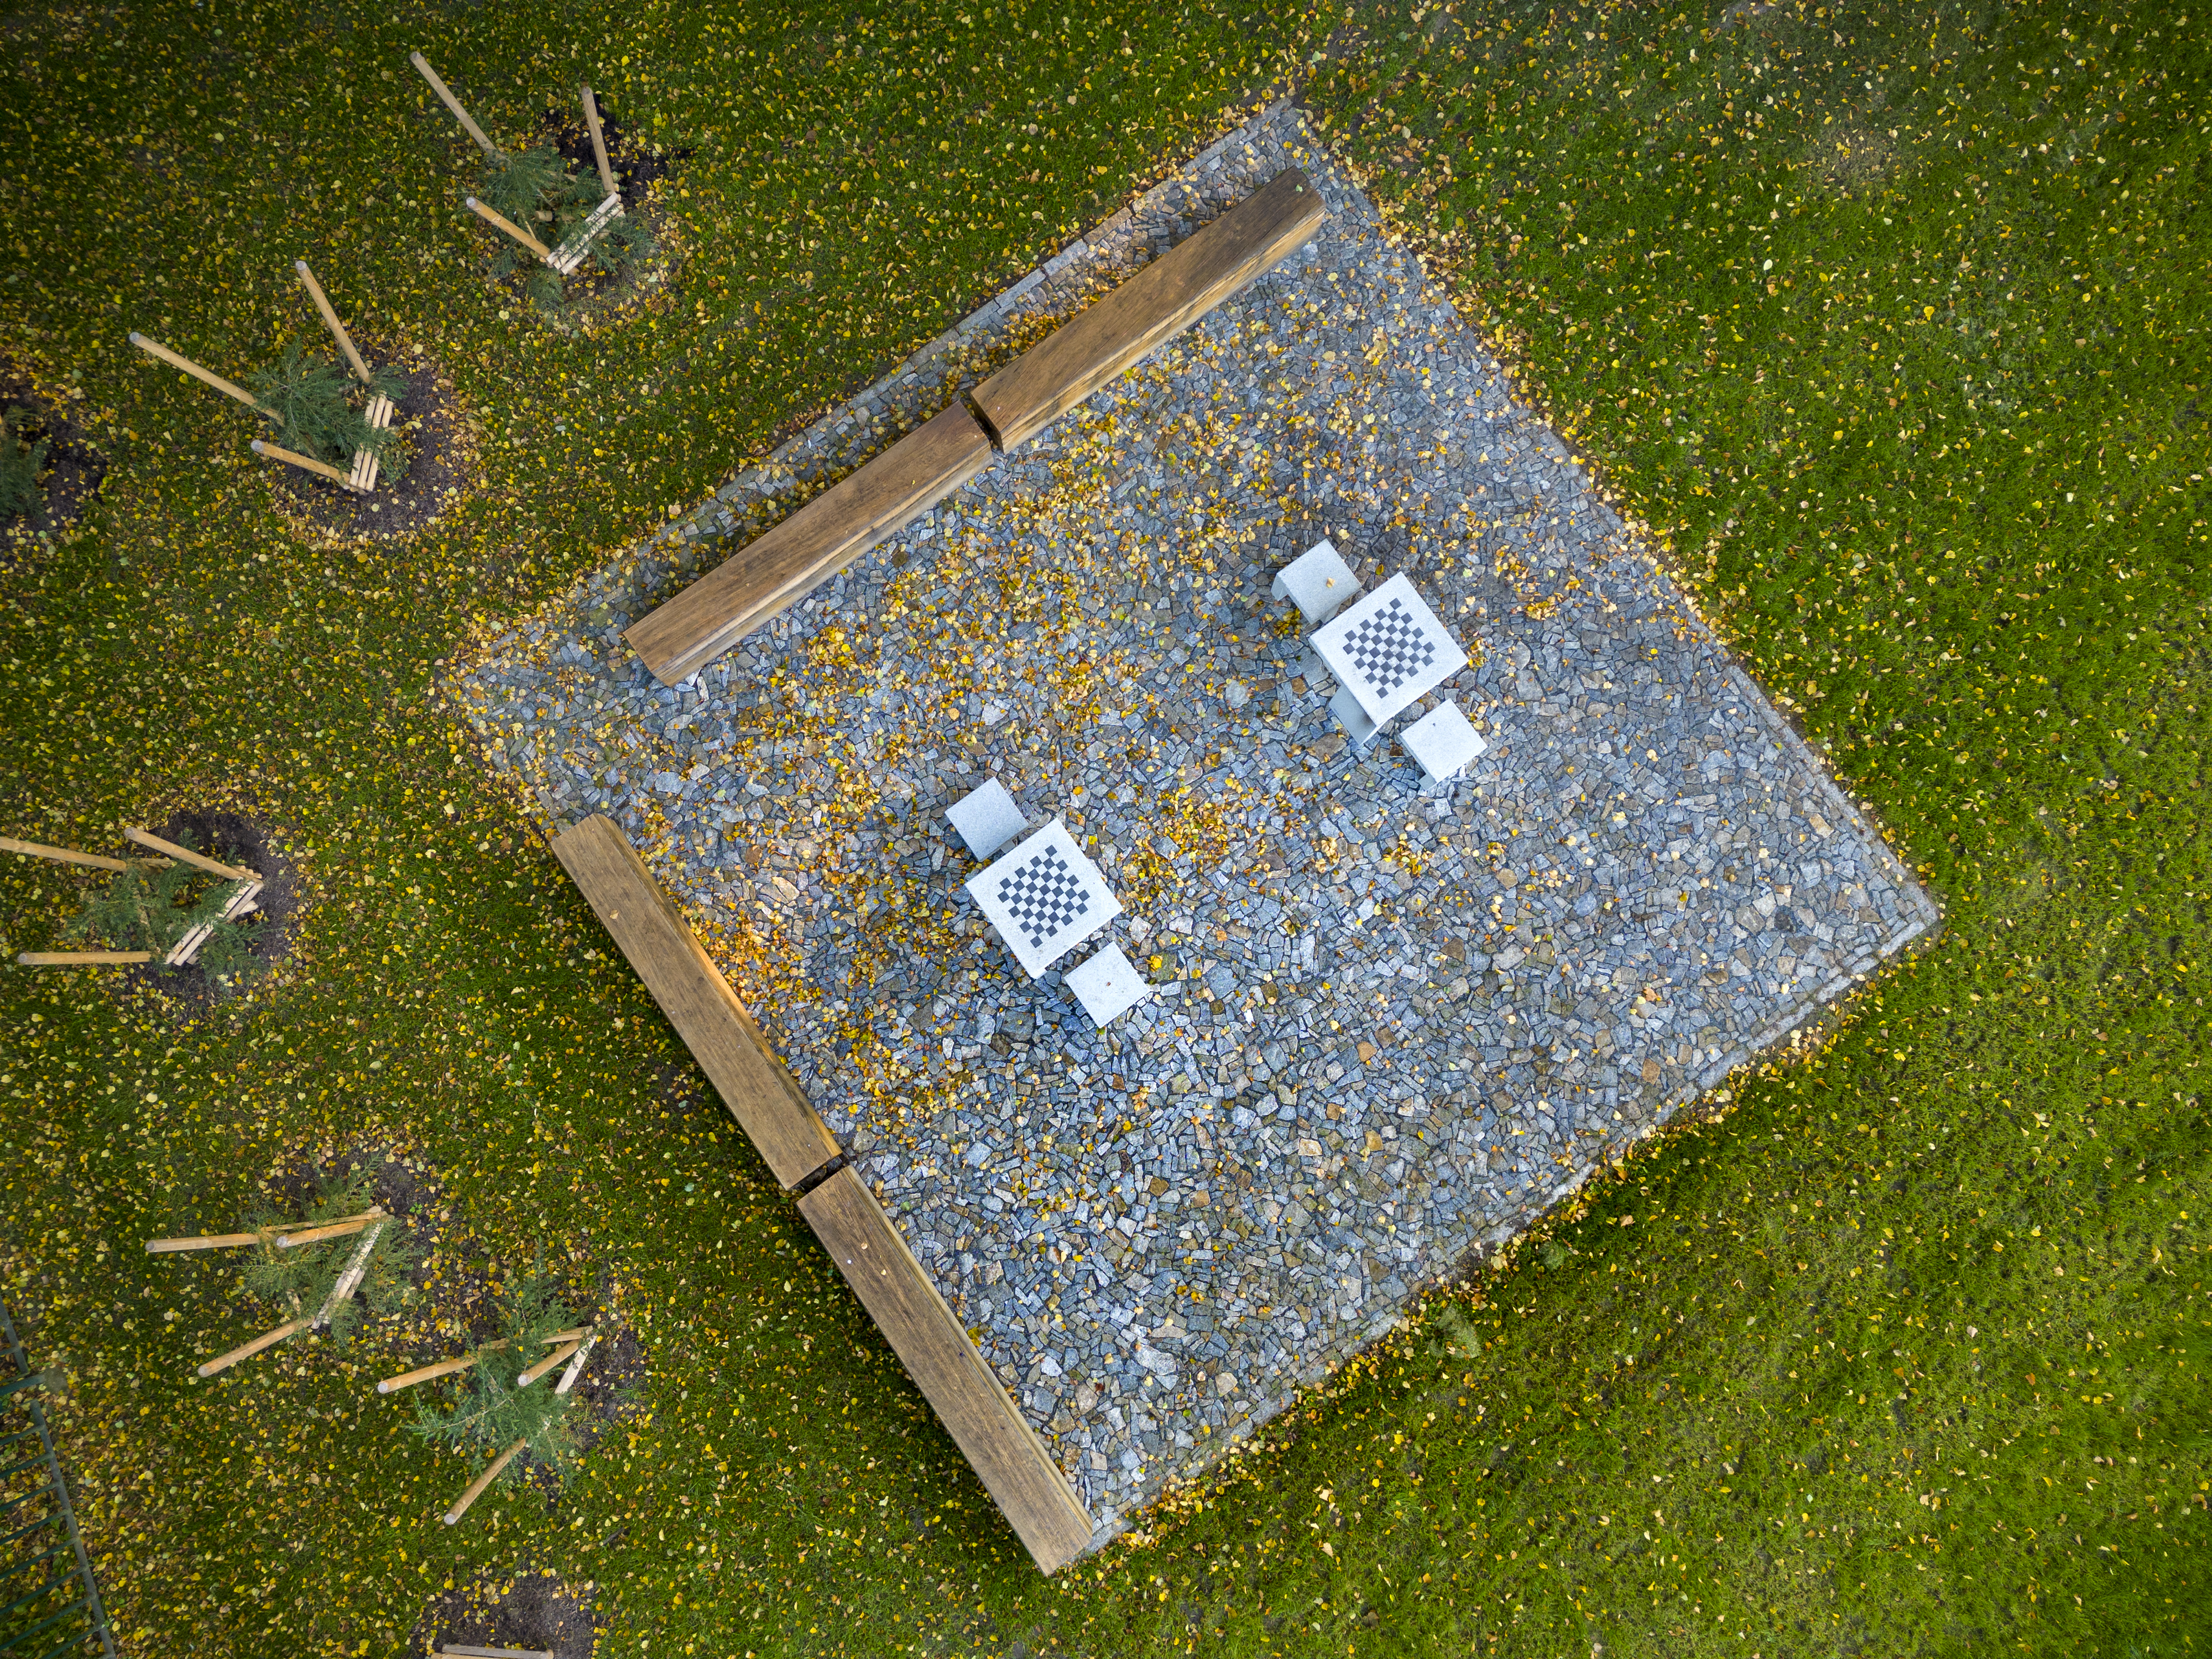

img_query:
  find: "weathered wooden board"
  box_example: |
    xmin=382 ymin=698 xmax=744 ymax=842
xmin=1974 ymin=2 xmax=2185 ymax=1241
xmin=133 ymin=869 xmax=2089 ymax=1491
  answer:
xmin=800 ymin=1166 xmax=1093 ymax=1574
xmin=551 ymin=815 xmax=841 ymax=1189
xmin=627 ymin=400 xmax=993 ymax=686
xmin=347 ymin=394 xmax=395 ymax=494
xmin=974 ymin=168 xmax=1327 ymax=451
xmin=547 ymin=192 xmax=627 ymax=276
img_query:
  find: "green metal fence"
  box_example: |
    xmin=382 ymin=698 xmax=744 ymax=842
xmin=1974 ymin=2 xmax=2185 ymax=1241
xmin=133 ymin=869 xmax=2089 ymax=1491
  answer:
xmin=0 ymin=1303 xmax=111 ymax=1659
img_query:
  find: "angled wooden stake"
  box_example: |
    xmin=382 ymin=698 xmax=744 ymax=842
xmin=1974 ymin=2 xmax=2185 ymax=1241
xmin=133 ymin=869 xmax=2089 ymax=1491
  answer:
xmin=275 ymin=1207 xmax=385 ymax=1250
xmin=198 ymin=1316 xmax=311 ymax=1378
xmin=579 ymin=84 xmax=617 ymax=197
xmin=552 ymin=1331 xmax=599 ymax=1396
xmin=444 ymin=1438 xmax=526 ymax=1524
xmin=374 ymin=1328 xmax=592 ymax=1394
xmin=251 ymin=438 xmax=356 ymax=488
xmin=0 ymin=835 xmax=144 ymax=873
xmin=410 ymin=52 xmax=498 ymax=158
xmin=121 ymin=827 xmax=255 ymax=881
xmin=462 ymin=196 xmax=550 ymax=259
xmin=518 ymin=1334 xmax=585 ymax=1388
xmin=146 ymin=1228 xmax=268 ymax=1254
xmin=314 ymin=1222 xmax=385 ymax=1327
xmin=129 ymin=333 xmax=265 ymax=412
xmin=294 ymin=260 xmax=373 ymax=386
xmin=18 ymin=950 xmax=153 ymax=967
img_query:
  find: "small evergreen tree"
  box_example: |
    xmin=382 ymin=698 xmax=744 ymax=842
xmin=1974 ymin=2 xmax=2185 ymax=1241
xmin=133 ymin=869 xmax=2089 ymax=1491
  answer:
xmin=474 ymin=143 xmax=648 ymax=317
xmin=241 ymin=1172 xmax=418 ymax=1344
xmin=245 ymin=342 xmax=409 ymax=473
xmin=413 ymin=1268 xmax=580 ymax=1485
xmin=0 ymin=406 xmax=48 ymax=519
xmin=71 ymin=830 xmax=264 ymax=980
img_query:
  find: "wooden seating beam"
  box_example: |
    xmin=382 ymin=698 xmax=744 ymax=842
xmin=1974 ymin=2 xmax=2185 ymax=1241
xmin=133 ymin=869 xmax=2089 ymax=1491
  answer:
xmin=800 ymin=1166 xmax=1093 ymax=1574
xmin=628 ymin=401 xmax=992 ymax=686
xmin=551 ymin=815 xmax=841 ymax=1189
xmin=973 ymin=168 xmax=1328 ymax=451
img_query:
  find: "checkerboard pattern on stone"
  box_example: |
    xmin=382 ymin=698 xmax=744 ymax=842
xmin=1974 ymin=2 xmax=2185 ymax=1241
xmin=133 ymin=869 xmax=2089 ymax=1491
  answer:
xmin=451 ymin=100 xmax=1938 ymax=1556
xmin=968 ymin=820 xmax=1122 ymax=979
xmin=1314 ymin=573 xmax=1469 ymax=727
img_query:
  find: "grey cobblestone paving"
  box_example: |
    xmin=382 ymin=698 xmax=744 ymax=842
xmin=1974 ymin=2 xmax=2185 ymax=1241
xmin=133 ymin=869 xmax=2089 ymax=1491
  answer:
xmin=451 ymin=101 xmax=1938 ymax=1551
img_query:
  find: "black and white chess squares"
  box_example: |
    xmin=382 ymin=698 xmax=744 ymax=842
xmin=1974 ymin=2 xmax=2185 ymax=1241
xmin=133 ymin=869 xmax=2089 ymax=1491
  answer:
xmin=997 ymin=845 xmax=1091 ymax=951
xmin=1339 ymin=597 xmax=1437 ymax=700
xmin=1311 ymin=572 xmax=1471 ymax=726
xmin=966 ymin=818 xmax=1123 ymax=978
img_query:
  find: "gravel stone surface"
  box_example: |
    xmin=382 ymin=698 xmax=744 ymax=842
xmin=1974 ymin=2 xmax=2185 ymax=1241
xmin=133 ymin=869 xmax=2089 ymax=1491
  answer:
xmin=452 ymin=101 xmax=1938 ymax=1552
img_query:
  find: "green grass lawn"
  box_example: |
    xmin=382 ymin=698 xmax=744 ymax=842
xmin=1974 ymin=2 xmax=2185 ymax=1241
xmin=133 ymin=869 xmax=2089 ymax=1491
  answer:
xmin=2 ymin=1 xmax=2205 ymax=1654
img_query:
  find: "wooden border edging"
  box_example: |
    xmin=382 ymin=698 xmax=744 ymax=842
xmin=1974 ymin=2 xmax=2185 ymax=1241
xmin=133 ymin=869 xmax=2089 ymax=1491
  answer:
xmin=799 ymin=1166 xmax=1092 ymax=1574
xmin=974 ymin=166 xmax=1327 ymax=451
xmin=550 ymin=815 xmax=841 ymax=1188
xmin=627 ymin=400 xmax=992 ymax=686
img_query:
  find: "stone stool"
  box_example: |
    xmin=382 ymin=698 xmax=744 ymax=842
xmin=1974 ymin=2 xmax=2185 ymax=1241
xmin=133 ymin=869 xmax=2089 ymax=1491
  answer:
xmin=1399 ymin=700 xmax=1488 ymax=784
xmin=1066 ymin=942 xmax=1152 ymax=1025
xmin=947 ymin=776 xmax=1027 ymax=860
xmin=1271 ymin=538 xmax=1361 ymax=624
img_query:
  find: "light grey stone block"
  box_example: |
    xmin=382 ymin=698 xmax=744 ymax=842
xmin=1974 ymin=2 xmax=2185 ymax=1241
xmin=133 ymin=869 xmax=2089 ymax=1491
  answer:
xmin=1327 ymin=684 xmax=1379 ymax=748
xmin=947 ymin=777 xmax=1026 ymax=860
xmin=1271 ymin=538 xmax=1360 ymax=624
xmin=1399 ymin=700 xmax=1488 ymax=782
xmin=966 ymin=819 xmax=1122 ymax=978
xmin=1310 ymin=572 xmax=1469 ymax=727
xmin=1066 ymin=943 xmax=1152 ymax=1025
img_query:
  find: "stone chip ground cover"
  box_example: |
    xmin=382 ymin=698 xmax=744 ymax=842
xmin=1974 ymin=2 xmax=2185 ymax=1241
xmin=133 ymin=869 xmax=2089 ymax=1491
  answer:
xmin=456 ymin=106 xmax=1934 ymax=1539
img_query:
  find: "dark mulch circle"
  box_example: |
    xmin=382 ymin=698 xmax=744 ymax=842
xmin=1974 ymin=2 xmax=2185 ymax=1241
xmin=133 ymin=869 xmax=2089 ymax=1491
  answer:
xmin=410 ymin=1564 xmax=598 ymax=1659
xmin=119 ymin=808 xmax=304 ymax=1007
xmin=259 ymin=345 xmax=476 ymax=545
xmin=1 ymin=369 xmax=107 ymax=556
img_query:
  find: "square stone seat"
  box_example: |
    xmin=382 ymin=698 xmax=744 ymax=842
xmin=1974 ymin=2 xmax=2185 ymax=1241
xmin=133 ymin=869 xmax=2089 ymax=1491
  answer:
xmin=1399 ymin=700 xmax=1488 ymax=783
xmin=1270 ymin=537 xmax=1361 ymax=624
xmin=947 ymin=776 xmax=1027 ymax=860
xmin=1310 ymin=572 xmax=1469 ymax=728
xmin=1065 ymin=943 xmax=1152 ymax=1025
xmin=966 ymin=819 xmax=1123 ymax=978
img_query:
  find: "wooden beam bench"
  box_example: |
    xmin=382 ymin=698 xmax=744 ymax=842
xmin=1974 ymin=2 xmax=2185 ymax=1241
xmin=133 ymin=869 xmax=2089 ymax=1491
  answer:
xmin=550 ymin=815 xmax=841 ymax=1188
xmin=627 ymin=400 xmax=993 ymax=686
xmin=973 ymin=167 xmax=1327 ymax=451
xmin=800 ymin=1166 xmax=1093 ymax=1574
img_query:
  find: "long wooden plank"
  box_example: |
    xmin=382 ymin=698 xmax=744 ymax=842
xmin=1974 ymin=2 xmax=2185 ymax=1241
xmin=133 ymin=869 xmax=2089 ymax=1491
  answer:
xmin=800 ymin=1167 xmax=1092 ymax=1574
xmin=550 ymin=815 xmax=841 ymax=1188
xmin=626 ymin=400 xmax=992 ymax=686
xmin=974 ymin=168 xmax=1328 ymax=451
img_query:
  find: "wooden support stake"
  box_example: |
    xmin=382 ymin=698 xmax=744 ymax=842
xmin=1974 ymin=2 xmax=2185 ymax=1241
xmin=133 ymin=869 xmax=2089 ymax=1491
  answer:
xmin=517 ymin=1337 xmax=582 ymax=1389
xmin=0 ymin=836 xmax=143 ymax=874
xmin=462 ymin=196 xmax=551 ymax=259
xmin=439 ymin=1648 xmax=555 ymax=1659
xmin=251 ymin=437 xmax=358 ymax=489
xmin=165 ymin=878 xmax=264 ymax=969
xmin=128 ymin=333 xmax=265 ymax=412
xmin=552 ymin=1331 xmax=599 ymax=1397
xmin=198 ymin=1316 xmax=311 ymax=1378
xmin=579 ymin=84 xmax=617 ymax=197
xmin=17 ymin=951 xmax=153 ymax=967
xmin=293 ymin=260 xmax=373 ymax=387
xmin=275 ymin=1207 xmax=385 ymax=1250
xmin=410 ymin=52 xmax=498 ymax=158
xmin=443 ymin=1438 xmax=526 ymax=1525
xmin=119 ymin=827 xmax=255 ymax=882
xmin=146 ymin=1229 xmax=266 ymax=1254
xmin=374 ymin=1328 xmax=591 ymax=1394
xmin=315 ymin=1222 xmax=385 ymax=1327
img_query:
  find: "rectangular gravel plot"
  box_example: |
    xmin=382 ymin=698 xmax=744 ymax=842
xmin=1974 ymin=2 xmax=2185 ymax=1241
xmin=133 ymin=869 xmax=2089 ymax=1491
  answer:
xmin=453 ymin=103 xmax=1937 ymax=1557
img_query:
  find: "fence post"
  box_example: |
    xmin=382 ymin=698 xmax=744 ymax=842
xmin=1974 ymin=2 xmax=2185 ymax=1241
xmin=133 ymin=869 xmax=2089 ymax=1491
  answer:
xmin=0 ymin=1301 xmax=116 ymax=1659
